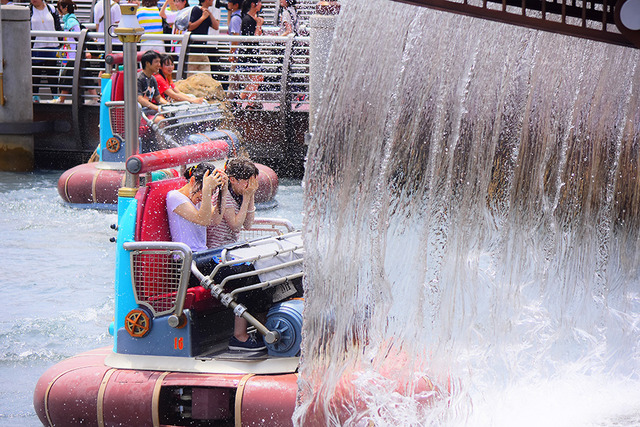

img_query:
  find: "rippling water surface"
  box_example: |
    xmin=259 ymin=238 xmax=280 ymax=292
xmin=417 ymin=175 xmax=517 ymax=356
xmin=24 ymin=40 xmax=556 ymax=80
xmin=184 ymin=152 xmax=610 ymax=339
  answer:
xmin=0 ymin=170 xmax=303 ymax=426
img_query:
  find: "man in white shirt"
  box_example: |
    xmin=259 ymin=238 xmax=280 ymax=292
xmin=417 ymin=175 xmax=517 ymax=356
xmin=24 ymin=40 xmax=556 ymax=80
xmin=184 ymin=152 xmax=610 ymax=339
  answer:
xmin=93 ymin=0 xmax=122 ymax=50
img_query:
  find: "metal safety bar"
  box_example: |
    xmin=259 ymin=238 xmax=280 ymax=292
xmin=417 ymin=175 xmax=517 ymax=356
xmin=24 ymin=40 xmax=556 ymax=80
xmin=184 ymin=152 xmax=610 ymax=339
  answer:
xmin=228 ymin=271 xmax=304 ymax=299
xmin=239 ymin=217 xmax=295 ymax=241
xmin=190 ymin=262 xmax=281 ymax=344
xmin=192 ymin=231 xmax=304 ymax=344
xmin=153 ymin=103 xmax=226 ymax=132
xmin=140 ymin=101 xmax=226 ymax=129
xmin=208 ymin=231 xmax=303 ymax=281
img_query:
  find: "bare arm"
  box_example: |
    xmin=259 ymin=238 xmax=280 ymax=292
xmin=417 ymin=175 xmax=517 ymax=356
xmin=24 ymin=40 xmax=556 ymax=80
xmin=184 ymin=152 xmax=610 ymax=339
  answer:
xmin=188 ymin=7 xmax=217 ymax=31
xmin=164 ymin=87 xmax=204 ymax=103
xmin=154 ymin=94 xmax=170 ymax=105
xmin=210 ymin=15 xmax=219 ymax=30
xmin=159 ymin=0 xmax=172 ymax=20
xmin=281 ymin=21 xmax=292 ymax=36
xmin=138 ymin=94 xmax=159 ymax=111
xmin=255 ymin=16 xmax=264 ymax=36
xmin=173 ymin=170 xmax=222 ymax=225
xmin=222 ymin=176 xmax=257 ymax=230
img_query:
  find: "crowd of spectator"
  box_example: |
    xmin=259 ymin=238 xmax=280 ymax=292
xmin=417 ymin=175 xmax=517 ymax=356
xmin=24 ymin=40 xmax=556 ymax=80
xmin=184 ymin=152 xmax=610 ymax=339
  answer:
xmin=27 ymin=0 xmax=305 ymax=107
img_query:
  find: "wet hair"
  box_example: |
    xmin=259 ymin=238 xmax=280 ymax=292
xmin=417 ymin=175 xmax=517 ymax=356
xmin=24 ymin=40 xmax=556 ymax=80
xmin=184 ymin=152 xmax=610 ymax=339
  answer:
xmin=140 ymin=50 xmax=161 ymax=69
xmin=225 ymin=157 xmax=258 ymax=180
xmin=57 ymin=0 xmax=75 ymax=13
xmin=183 ymin=162 xmax=216 ymax=193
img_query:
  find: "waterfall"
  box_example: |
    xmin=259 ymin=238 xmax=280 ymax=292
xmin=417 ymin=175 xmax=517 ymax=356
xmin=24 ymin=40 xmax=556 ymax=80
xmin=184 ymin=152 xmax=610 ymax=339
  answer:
xmin=297 ymin=0 xmax=640 ymax=425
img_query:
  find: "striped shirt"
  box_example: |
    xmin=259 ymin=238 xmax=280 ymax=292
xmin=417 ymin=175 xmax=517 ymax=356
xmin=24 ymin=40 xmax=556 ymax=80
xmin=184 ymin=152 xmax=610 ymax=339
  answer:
xmin=206 ymin=189 xmax=240 ymax=249
xmin=137 ymin=6 xmax=163 ymax=41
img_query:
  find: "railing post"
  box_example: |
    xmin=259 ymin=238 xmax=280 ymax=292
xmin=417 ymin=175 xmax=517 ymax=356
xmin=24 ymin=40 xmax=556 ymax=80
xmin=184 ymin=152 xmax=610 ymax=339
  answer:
xmin=70 ymin=28 xmax=90 ymax=148
xmin=104 ymin=0 xmax=113 ymax=75
xmin=0 ymin=3 xmax=4 ymax=107
xmin=114 ymin=3 xmax=144 ymax=190
xmin=279 ymin=34 xmax=295 ymax=135
xmin=176 ymin=31 xmax=192 ymax=80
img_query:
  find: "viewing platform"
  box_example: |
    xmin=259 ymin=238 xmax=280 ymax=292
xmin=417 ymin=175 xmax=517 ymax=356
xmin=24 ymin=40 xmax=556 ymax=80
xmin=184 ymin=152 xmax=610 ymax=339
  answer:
xmin=10 ymin=0 xmax=320 ymax=177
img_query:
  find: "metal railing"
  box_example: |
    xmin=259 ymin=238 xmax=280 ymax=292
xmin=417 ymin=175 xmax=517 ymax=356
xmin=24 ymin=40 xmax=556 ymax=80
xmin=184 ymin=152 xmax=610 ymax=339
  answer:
xmin=30 ymin=30 xmax=310 ymax=112
xmin=395 ymin=0 xmax=635 ymax=47
xmin=239 ymin=217 xmax=295 ymax=241
xmin=125 ymin=241 xmax=193 ymax=318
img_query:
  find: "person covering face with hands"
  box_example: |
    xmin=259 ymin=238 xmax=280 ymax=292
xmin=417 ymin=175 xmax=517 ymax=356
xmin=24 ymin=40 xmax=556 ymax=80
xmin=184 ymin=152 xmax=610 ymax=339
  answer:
xmin=166 ymin=163 xmax=226 ymax=253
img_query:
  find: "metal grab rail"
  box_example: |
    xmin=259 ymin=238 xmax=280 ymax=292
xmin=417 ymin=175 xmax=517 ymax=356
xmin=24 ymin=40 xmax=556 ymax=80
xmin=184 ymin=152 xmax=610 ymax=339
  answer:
xmin=30 ymin=29 xmax=310 ymax=112
xmin=123 ymin=222 xmax=301 ymax=334
xmin=122 ymin=241 xmax=193 ymax=320
xmin=193 ymin=231 xmax=304 ymax=344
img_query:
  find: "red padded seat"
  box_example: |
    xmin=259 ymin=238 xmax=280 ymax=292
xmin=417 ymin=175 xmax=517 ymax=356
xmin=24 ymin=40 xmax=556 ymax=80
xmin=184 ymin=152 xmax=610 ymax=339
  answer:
xmin=135 ymin=178 xmax=185 ymax=242
xmin=110 ymin=70 xmax=151 ymax=138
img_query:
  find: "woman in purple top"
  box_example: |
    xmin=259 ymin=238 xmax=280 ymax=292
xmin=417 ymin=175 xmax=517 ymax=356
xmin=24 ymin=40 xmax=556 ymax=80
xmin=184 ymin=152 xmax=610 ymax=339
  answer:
xmin=166 ymin=163 xmax=225 ymax=252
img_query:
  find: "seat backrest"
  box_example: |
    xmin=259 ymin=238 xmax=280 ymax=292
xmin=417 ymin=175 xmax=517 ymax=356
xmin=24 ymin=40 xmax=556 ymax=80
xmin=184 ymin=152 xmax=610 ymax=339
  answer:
xmin=112 ymin=70 xmax=125 ymax=102
xmin=135 ymin=177 xmax=187 ymax=242
xmin=109 ymin=70 xmax=149 ymax=139
xmin=109 ymin=71 xmax=126 ymax=138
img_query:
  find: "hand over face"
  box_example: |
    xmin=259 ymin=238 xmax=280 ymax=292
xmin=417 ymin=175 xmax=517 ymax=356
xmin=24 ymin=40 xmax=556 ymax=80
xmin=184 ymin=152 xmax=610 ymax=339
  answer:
xmin=245 ymin=175 xmax=259 ymax=196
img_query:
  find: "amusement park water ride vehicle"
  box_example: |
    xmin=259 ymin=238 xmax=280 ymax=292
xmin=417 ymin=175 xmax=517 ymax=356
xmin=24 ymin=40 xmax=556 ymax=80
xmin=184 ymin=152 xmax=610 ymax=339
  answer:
xmin=57 ymin=53 xmax=279 ymax=210
xmin=36 ymin=143 xmax=305 ymax=426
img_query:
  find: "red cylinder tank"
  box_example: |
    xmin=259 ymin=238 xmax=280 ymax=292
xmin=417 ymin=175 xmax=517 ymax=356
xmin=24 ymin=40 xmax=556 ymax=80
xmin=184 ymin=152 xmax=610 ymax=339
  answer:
xmin=255 ymin=163 xmax=279 ymax=204
xmin=34 ymin=347 xmax=299 ymax=426
xmin=58 ymin=161 xmax=279 ymax=207
xmin=58 ymin=163 xmax=124 ymax=206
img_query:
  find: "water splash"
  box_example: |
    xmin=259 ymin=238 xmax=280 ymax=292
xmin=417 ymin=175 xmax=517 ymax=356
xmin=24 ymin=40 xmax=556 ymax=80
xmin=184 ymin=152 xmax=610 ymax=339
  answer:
xmin=298 ymin=1 xmax=640 ymax=425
